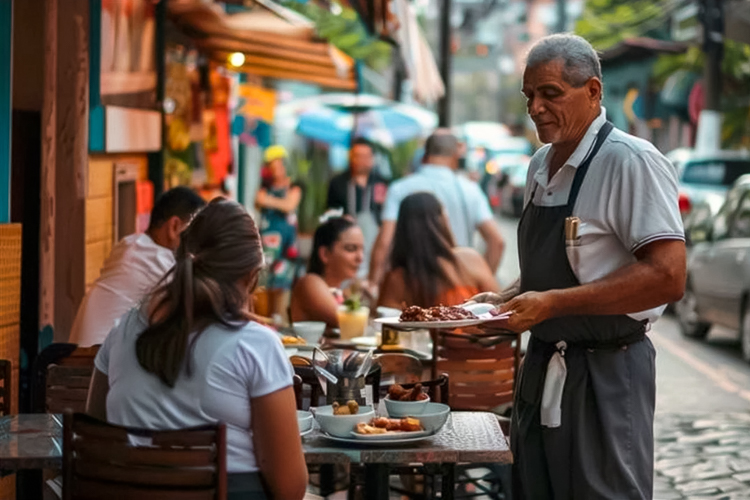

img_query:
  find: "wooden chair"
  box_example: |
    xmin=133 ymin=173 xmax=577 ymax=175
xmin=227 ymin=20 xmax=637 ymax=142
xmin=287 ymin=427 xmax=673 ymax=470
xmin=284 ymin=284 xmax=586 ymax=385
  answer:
xmin=31 ymin=343 xmax=100 ymax=414
xmin=62 ymin=411 xmax=227 ymax=500
xmin=0 ymin=359 xmax=12 ymax=416
xmin=431 ymin=329 xmax=520 ymax=413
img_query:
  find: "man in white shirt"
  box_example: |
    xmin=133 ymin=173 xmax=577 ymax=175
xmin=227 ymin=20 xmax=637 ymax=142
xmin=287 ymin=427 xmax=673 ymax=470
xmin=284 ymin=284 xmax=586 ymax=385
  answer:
xmin=476 ymin=34 xmax=686 ymax=499
xmin=368 ymin=130 xmax=505 ymax=284
xmin=69 ymin=187 xmax=206 ymax=347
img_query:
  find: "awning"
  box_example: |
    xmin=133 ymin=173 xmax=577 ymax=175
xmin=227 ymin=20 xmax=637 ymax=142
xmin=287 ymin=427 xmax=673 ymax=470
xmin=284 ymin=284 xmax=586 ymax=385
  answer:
xmin=168 ymin=1 xmax=357 ymax=90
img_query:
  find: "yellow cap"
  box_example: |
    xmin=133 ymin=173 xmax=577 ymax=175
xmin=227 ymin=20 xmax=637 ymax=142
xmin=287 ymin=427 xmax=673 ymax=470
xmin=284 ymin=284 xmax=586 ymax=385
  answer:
xmin=264 ymin=145 xmax=288 ymax=163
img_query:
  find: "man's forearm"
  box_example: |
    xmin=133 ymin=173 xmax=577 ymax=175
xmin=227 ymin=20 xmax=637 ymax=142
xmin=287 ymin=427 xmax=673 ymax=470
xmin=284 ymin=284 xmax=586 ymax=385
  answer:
xmin=499 ymin=278 xmax=520 ymax=302
xmin=547 ymin=257 xmax=684 ymax=319
xmin=368 ymin=237 xmax=388 ymax=284
xmin=484 ymin=240 xmax=504 ymax=273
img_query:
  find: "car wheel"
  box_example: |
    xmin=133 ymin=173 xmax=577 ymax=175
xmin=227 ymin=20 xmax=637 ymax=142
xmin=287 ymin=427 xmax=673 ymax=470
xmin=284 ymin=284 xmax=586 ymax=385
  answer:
xmin=676 ymin=282 xmax=710 ymax=339
xmin=741 ymin=303 xmax=750 ymax=363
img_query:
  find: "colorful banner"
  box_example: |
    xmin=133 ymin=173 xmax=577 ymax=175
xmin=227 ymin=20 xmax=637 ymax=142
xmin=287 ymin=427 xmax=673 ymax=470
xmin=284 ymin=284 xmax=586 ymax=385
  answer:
xmin=238 ymin=85 xmax=276 ymax=123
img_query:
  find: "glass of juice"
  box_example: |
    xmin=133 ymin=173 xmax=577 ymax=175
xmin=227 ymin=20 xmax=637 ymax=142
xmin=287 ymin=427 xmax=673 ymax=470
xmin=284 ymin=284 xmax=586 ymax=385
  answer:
xmin=337 ymin=306 xmax=370 ymax=340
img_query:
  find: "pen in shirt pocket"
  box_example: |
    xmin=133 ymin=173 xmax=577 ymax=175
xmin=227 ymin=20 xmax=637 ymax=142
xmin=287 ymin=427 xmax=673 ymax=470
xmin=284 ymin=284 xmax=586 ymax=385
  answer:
xmin=565 ymin=217 xmax=581 ymax=246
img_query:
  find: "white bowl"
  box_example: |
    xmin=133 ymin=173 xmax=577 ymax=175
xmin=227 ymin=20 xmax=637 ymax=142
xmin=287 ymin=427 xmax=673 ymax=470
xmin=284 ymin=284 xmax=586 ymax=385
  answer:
xmin=312 ymin=405 xmax=375 ymax=438
xmin=384 ymin=395 xmax=430 ymax=417
xmin=297 ymin=410 xmax=313 ymax=433
xmin=414 ymin=403 xmax=450 ymax=433
xmin=293 ymin=321 xmax=326 ymax=345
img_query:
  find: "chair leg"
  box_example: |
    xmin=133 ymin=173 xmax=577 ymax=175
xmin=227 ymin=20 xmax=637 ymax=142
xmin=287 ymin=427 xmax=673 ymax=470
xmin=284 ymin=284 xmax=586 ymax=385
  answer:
xmin=441 ymin=463 xmax=455 ymax=500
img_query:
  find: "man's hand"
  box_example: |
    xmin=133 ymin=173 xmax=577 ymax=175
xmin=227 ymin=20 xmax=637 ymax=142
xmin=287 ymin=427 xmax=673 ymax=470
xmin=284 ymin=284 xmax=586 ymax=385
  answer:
xmin=465 ymin=292 xmax=505 ymax=306
xmin=498 ymin=291 xmax=556 ymax=333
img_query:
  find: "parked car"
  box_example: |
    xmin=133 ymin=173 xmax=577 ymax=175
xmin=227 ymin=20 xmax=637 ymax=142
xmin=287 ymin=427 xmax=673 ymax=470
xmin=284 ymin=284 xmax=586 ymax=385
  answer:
xmin=675 ymin=174 xmax=750 ymax=362
xmin=674 ymin=150 xmax=750 ymax=221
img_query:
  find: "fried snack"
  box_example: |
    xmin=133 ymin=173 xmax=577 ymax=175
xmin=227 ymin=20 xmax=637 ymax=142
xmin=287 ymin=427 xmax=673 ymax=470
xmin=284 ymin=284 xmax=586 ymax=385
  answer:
xmin=400 ymin=417 xmax=422 ymax=432
xmin=368 ymin=417 xmax=423 ymax=432
xmin=332 ymin=400 xmax=360 ymax=415
xmin=388 ymin=383 xmax=428 ymax=401
xmin=347 ymin=400 xmax=360 ymax=415
xmin=281 ymin=335 xmax=306 ymax=346
xmin=355 ymin=423 xmax=388 ymax=435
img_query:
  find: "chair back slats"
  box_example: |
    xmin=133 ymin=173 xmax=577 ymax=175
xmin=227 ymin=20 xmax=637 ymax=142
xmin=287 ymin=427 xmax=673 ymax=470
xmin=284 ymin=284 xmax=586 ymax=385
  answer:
xmin=70 ymin=481 xmax=217 ymax=500
xmin=0 ymin=359 xmax=11 ymax=416
xmin=34 ymin=344 xmax=99 ymax=413
xmin=63 ymin=412 xmax=227 ymax=500
xmin=433 ymin=332 xmax=518 ymax=411
xmin=75 ymin=441 xmax=217 ymax=468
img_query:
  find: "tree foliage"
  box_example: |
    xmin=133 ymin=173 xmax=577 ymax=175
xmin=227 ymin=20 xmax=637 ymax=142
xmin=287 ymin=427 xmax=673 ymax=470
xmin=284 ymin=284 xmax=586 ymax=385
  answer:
xmin=575 ymin=0 xmax=668 ymax=50
xmin=282 ymin=1 xmax=392 ymax=71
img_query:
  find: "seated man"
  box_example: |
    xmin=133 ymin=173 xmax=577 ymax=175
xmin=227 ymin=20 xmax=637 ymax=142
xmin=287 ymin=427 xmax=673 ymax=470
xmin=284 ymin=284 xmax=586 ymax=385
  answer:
xmin=69 ymin=187 xmax=206 ymax=347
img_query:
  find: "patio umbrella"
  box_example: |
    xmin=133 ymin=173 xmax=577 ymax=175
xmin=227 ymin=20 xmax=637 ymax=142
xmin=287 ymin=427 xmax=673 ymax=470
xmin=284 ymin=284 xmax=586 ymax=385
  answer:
xmin=284 ymin=93 xmax=437 ymax=147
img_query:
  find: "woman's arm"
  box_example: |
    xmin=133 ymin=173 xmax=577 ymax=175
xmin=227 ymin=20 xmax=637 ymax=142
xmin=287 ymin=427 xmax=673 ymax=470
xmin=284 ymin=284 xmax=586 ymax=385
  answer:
xmin=292 ymin=275 xmax=340 ymax=327
xmin=86 ymin=368 xmax=109 ymax=420
xmin=377 ymin=269 xmax=409 ymax=309
xmin=251 ymin=387 xmax=308 ymax=500
xmin=255 ymin=186 xmax=302 ymax=213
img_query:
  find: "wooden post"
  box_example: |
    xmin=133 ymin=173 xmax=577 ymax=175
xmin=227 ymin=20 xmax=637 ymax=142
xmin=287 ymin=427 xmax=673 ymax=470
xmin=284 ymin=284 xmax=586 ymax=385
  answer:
xmin=40 ymin=0 xmax=89 ymax=342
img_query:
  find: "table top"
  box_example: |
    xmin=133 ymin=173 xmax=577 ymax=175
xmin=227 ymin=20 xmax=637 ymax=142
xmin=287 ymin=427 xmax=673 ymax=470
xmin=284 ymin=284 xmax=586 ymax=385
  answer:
xmin=302 ymin=412 xmax=511 ymax=465
xmin=0 ymin=414 xmax=62 ymax=470
xmin=0 ymin=412 xmax=511 ymax=470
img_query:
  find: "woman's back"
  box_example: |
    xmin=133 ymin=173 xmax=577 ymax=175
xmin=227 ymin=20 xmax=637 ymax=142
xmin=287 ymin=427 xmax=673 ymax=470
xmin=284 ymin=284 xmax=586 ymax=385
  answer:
xmin=96 ymin=306 xmax=292 ymax=473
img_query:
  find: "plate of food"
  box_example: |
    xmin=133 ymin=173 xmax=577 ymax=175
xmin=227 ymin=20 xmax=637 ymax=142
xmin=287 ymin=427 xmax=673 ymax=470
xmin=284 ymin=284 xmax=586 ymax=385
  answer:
xmin=321 ymin=416 xmax=434 ymax=445
xmin=280 ymin=335 xmax=307 ymax=347
xmin=374 ymin=305 xmax=511 ymax=329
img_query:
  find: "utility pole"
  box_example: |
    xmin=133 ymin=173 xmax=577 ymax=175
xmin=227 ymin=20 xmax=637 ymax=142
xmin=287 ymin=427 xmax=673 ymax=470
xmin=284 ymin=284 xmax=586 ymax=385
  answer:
xmin=695 ymin=0 xmax=724 ymax=152
xmin=438 ymin=0 xmax=453 ymax=126
xmin=556 ymin=0 xmax=567 ymax=33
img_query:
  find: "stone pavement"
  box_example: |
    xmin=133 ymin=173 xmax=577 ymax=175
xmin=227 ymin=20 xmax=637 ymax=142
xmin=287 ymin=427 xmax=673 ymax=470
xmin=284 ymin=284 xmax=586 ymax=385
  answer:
xmin=655 ymin=412 xmax=750 ymax=500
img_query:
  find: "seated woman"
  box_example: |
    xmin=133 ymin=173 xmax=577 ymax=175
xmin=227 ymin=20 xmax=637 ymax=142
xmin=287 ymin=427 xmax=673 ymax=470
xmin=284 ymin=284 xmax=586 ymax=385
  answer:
xmin=378 ymin=192 xmax=500 ymax=309
xmin=87 ymin=199 xmax=307 ymax=500
xmin=290 ymin=215 xmax=365 ymax=327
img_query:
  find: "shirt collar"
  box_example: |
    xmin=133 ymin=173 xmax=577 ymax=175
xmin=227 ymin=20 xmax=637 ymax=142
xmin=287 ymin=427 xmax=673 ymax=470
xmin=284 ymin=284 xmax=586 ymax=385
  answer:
xmin=419 ymin=163 xmax=454 ymax=175
xmin=564 ymin=107 xmax=607 ymax=169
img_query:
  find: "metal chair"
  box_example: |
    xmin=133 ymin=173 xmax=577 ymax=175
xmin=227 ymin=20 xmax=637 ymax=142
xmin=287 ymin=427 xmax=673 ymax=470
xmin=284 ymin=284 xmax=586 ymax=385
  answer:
xmin=62 ymin=410 xmax=227 ymax=500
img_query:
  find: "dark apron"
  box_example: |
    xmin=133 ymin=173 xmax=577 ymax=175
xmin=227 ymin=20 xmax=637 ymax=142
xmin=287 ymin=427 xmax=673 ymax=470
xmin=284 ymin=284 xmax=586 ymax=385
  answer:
xmin=511 ymin=122 xmax=657 ymax=500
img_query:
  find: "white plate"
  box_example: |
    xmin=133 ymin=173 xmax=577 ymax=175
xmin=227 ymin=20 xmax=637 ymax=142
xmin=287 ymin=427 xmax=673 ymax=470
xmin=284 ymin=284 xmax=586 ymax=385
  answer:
xmin=285 ymin=347 xmax=298 ymax=357
xmin=375 ymin=311 xmax=512 ymax=330
xmin=321 ymin=432 xmax=433 ymax=445
xmin=350 ymin=429 xmax=431 ymax=440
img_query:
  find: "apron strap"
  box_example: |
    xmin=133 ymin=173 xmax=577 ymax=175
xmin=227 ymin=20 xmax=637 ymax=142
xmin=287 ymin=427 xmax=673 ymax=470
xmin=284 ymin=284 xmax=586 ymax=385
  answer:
xmin=347 ymin=179 xmax=372 ymax=216
xmin=566 ymin=121 xmax=614 ymax=210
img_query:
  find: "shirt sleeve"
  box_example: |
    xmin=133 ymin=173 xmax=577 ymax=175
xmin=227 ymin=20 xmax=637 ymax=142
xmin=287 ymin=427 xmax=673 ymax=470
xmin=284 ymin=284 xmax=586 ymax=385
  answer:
xmin=231 ymin=327 xmax=294 ymax=398
xmin=381 ymin=182 xmax=404 ymax=222
xmin=93 ymin=308 xmax=133 ymax=375
xmin=608 ymin=149 xmax=686 ymax=252
xmin=326 ymin=175 xmax=345 ymax=210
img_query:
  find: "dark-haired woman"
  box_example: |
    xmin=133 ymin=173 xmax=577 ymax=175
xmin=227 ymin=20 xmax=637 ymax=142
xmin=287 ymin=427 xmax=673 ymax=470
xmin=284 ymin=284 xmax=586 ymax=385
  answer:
xmin=290 ymin=215 xmax=364 ymax=327
xmin=87 ymin=199 xmax=308 ymax=500
xmin=378 ymin=192 xmax=499 ymax=309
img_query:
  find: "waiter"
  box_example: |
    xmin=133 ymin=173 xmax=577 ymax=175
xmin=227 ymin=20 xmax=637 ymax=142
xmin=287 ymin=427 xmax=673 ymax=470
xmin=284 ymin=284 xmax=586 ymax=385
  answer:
xmin=327 ymin=137 xmax=388 ymax=278
xmin=476 ymin=34 xmax=686 ymax=499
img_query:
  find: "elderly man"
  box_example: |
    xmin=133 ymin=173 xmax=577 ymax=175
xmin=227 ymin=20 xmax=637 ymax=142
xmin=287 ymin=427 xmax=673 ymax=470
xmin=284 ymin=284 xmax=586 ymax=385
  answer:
xmin=478 ymin=35 xmax=686 ymax=499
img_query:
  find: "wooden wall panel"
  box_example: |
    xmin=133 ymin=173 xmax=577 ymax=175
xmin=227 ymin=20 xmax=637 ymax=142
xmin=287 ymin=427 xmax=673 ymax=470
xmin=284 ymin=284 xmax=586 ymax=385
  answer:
xmin=0 ymin=224 xmax=22 ymax=416
xmin=85 ymin=197 xmax=113 ymax=245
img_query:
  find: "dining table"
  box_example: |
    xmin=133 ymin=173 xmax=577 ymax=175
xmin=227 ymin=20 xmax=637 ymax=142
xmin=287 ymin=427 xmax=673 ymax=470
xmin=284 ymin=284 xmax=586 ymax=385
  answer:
xmin=0 ymin=411 xmax=512 ymax=500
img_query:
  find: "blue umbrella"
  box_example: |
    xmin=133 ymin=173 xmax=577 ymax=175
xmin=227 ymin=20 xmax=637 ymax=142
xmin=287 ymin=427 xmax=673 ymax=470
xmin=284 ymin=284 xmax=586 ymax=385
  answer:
xmin=292 ymin=94 xmax=435 ymax=147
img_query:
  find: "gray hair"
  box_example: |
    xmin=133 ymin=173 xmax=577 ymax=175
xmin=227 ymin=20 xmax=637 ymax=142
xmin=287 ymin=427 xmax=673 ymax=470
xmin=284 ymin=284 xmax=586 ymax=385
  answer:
xmin=424 ymin=131 xmax=459 ymax=157
xmin=526 ymin=34 xmax=602 ymax=87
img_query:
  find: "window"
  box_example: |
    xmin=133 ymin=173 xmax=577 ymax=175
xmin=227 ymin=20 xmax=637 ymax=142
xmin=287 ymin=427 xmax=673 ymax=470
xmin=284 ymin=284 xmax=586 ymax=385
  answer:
xmin=681 ymin=159 xmax=750 ymax=187
xmin=711 ymin=188 xmax=743 ymax=241
xmin=730 ymin=192 xmax=750 ymax=239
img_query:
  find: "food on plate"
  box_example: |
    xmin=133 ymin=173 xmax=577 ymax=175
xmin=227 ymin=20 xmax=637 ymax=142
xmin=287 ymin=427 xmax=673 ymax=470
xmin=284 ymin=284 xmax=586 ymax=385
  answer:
xmin=354 ymin=417 xmax=423 ymax=434
xmin=332 ymin=400 xmax=360 ymax=415
xmin=281 ymin=335 xmax=306 ymax=346
xmin=388 ymin=383 xmax=429 ymax=402
xmin=399 ymin=305 xmax=477 ymax=322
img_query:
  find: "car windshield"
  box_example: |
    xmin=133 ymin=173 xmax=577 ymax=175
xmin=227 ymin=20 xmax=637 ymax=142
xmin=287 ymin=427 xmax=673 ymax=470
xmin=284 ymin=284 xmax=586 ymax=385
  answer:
xmin=681 ymin=159 xmax=750 ymax=187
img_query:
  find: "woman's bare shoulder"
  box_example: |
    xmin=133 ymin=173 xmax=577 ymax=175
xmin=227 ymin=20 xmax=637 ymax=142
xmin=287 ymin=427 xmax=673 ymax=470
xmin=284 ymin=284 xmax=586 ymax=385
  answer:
xmin=453 ymin=246 xmax=485 ymax=266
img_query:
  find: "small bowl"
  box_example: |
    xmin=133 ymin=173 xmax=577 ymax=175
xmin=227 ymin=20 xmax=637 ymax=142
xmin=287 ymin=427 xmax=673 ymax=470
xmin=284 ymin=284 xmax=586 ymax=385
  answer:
xmin=297 ymin=410 xmax=313 ymax=434
xmin=312 ymin=405 xmax=375 ymax=438
xmin=415 ymin=403 xmax=450 ymax=433
xmin=384 ymin=395 xmax=430 ymax=417
xmin=293 ymin=321 xmax=326 ymax=345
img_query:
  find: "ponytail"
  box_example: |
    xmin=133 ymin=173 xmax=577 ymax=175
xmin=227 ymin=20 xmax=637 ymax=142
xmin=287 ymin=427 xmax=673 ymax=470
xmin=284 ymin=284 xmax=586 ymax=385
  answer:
xmin=135 ymin=199 xmax=263 ymax=388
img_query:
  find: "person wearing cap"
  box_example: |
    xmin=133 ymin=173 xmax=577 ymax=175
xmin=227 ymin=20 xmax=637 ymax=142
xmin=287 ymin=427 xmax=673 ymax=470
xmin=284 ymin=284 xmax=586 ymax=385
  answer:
xmin=472 ymin=34 xmax=686 ymax=499
xmin=256 ymin=145 xmax=302 ymax=319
